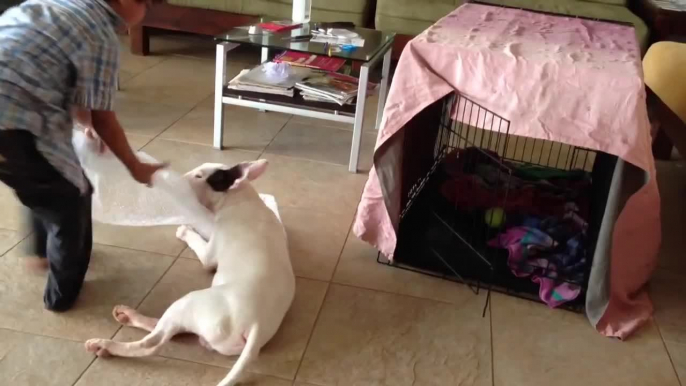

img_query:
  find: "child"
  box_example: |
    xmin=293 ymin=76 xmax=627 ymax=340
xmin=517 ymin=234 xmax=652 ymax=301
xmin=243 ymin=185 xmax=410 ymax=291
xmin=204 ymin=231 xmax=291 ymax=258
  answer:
xmin=0 ymin=0 xmax=164 ymax=312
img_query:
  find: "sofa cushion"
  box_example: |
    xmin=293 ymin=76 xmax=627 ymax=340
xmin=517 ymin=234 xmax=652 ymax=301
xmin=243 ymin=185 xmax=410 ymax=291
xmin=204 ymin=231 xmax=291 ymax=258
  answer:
xmin=167 ymin=0 xmax=244 ymax=14
xmin=167 ymin=0 xmax=371 ymax=26
xmin=375 ymin=0 xmax=464 ymax=36
xmin=476 ymin=0 xmax=649 ymax=52
xmin=580 ymin=0 xmax=626 ymax=6
xmin=244 ymin=0 xmax=371 ymax=26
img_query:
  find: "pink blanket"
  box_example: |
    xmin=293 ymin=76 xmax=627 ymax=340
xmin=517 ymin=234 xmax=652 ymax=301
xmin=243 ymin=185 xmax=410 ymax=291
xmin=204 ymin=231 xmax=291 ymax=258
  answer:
xmin=354 ymin=3 xmax=660 ymax=339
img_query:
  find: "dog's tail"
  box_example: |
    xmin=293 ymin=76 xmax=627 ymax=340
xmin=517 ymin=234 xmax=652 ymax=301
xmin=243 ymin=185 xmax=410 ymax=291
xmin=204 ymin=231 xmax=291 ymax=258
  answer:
xmin=216 ymin=325 xmax=261 ymax=386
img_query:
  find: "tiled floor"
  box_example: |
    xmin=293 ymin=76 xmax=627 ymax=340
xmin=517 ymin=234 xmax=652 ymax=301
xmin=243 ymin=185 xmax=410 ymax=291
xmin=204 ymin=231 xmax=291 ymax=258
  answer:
xmin=1 ymin=34 xmax=685 ymax=386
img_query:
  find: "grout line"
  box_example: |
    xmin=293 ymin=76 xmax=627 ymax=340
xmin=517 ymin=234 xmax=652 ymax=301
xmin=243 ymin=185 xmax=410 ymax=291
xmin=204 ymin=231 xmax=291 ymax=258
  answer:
xmin=148 ymin=353 xmax=296 ymax=383
xmin=257 ymin=114 xmax=294 ymax=160
xmin=259 ymin=151 xmax=373 ymax=172
xmin=119 ymin=56 xmax=171 ymax=87
xmin=328 ymin=280 xmax=461 ymax=306
xmin=654 ymin=317 xmax=683 ymax=386
xmin=290 ymin=222 xmax=353 ymax=382
xmin=70 ymin=356 xmax=98 ymax=386
xmin=0 ymin=326 xmax=85 ymax=344
xmin=138 ymin=107 xmax=197 ymax=152
xmin=114 ymin=254 xmax=180 ymax=339
xmin=0 ymin=231 xmax=31 ymax=257
xmin=93 ymin=241 xmax=183 ymax=259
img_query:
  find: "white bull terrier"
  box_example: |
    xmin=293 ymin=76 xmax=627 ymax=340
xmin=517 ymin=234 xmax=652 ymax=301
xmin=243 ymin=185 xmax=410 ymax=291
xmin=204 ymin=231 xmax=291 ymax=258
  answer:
xmin=84 ymin=160 xmax=295 ymax=386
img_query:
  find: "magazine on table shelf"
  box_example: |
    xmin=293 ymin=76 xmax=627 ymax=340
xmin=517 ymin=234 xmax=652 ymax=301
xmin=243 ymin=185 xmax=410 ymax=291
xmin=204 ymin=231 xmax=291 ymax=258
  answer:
xmin=274 ymin=51 xmax=346 ymax=72
xmin=227 ymin=63 xmax=312 ymax=97
xmin=295 ymin=74 xmax=377 ymax=106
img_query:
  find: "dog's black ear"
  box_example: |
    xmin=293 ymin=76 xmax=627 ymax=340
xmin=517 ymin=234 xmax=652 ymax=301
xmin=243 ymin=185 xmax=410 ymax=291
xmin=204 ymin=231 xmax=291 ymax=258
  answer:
xmin=206 ymin=166 xmax=242 ymax=192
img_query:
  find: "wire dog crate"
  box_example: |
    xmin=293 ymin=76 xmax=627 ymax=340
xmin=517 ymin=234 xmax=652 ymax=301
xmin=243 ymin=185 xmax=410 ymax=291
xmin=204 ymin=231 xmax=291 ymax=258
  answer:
xmin=380 ymin=92 xmax=617 ymax=314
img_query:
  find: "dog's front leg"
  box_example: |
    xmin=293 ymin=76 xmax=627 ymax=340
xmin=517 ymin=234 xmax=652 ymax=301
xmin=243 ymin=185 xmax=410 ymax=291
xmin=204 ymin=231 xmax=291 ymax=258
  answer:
xmin=177 ymin=225 xmax=217 ymax=270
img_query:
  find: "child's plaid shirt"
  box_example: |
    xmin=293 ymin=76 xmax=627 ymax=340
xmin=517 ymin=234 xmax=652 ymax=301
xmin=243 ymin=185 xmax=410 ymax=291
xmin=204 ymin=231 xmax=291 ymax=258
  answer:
xmin=0 ymin=0 xmax=123 ymax=193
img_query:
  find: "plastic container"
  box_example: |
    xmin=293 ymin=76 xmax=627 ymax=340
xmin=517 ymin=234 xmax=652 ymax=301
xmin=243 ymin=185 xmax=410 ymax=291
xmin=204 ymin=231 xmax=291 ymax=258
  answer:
xmin=292 ymin=0 xmax=311 ymax=23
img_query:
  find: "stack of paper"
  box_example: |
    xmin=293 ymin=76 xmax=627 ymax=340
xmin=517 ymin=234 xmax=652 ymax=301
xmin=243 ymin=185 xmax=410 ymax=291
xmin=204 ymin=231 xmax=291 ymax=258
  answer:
xmin=311 ymin=28 xmax=365 ymax=47
xmin=296 ymin=74 xmax=373 ymax=105
xmin=228 ymin=63 xmax=312 ymax=97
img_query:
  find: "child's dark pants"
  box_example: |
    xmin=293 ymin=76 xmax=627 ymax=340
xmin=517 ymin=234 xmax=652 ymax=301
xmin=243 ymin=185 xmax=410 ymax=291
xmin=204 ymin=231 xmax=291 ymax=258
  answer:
xmin=0 ymin=130 xmax=92 ymax=312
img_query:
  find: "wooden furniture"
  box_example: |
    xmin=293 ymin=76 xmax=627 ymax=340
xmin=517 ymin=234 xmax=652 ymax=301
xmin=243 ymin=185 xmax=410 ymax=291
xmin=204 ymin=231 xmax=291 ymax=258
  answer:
xmin=130 ymin=3 xmax=256 ymax=56
xmin=632 ymin=0 xmax=686 ymax=42
xmin=631 ymin=0 xmax=686 ymax=159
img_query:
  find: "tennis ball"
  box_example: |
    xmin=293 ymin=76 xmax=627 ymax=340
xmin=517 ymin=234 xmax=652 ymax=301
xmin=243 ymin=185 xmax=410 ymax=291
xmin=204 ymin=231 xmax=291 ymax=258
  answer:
xmin=484 ymin=207 xmax=506 ymax=228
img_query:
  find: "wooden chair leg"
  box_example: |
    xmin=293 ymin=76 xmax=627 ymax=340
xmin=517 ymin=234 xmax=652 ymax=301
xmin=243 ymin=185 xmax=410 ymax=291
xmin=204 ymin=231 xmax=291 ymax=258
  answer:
xmin=130 ymin=25 xmax=150 ymax=56
xmin=647 ymin=86 xmax=685 ymax=160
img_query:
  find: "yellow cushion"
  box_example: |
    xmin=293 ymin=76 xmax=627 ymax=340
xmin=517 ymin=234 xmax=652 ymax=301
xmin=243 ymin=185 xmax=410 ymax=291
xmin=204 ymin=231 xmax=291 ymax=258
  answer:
xmin=643 ymin=41 xmax=686 ymax=124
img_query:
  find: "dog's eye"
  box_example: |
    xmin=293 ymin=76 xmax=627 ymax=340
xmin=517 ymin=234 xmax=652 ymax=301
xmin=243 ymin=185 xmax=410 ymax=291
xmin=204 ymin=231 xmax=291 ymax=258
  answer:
xmin=195 ymin=173 xmax=203 ymax=179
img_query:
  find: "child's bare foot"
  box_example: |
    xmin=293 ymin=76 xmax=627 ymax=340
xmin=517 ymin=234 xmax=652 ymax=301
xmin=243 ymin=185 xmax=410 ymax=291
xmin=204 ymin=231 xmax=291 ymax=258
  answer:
xmin=25 ymin=257 xmax=48 ymax=274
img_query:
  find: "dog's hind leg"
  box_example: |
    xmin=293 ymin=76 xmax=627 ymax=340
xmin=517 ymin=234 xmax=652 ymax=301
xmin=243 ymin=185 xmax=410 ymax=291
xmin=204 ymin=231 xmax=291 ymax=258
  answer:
xmin=177 ymin=225 xmax=217 ymax=270
xmin=112 ymin=305 xmax=159 ymax=332
xmin=85 ymin=299 xmax=188 ymax=357
xmin=85 ymin=318 xmax=179 ymax=358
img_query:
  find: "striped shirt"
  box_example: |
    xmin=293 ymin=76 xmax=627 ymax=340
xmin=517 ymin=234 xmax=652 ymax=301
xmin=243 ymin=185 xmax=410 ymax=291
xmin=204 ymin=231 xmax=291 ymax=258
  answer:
xmin=0 ymin=0 xmax=123 ymax=193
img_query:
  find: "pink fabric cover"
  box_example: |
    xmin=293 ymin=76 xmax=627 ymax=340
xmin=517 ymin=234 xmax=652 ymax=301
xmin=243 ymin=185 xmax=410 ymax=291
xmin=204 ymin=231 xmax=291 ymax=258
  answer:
xmin=354 ymin=4 xmax=660 ymax=339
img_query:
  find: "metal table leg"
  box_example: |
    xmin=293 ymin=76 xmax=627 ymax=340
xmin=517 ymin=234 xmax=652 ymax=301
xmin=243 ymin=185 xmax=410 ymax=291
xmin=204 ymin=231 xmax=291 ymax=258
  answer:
xmin=350 ymin=63 xmax=370 ymax=172
xmin=213 ymin=42 xmax=239 ymax=149
xmin=375 ymin=49 xmax=392 ymax=131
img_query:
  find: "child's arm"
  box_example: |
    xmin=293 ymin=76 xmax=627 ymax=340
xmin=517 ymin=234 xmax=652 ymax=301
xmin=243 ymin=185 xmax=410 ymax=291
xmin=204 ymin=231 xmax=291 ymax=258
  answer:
xmin=71 ymin=39 xmax=165 ymax=185
xmin=90 ymin=110 xmax=166 ymax=184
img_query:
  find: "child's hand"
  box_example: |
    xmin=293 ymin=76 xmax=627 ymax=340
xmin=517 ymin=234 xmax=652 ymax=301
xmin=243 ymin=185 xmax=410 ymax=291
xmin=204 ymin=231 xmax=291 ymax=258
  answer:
xmin=129 ymin=161 xmax=168 ymax=186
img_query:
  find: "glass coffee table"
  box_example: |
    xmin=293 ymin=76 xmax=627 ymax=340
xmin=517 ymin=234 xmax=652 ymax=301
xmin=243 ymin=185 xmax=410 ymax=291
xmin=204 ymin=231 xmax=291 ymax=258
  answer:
xmin=213 ymin=23 xmax=395 ymax=172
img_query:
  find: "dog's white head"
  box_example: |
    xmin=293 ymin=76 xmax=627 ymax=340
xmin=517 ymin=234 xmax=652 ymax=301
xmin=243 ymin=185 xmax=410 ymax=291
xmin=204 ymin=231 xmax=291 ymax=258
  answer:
xmin=185 ymin=159 xmax=268 ymax=210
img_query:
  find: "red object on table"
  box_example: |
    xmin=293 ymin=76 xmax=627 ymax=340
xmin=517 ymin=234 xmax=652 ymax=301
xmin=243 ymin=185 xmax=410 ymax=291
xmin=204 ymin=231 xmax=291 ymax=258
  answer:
xmin=257 ymin=21 xmax=302 ymax=32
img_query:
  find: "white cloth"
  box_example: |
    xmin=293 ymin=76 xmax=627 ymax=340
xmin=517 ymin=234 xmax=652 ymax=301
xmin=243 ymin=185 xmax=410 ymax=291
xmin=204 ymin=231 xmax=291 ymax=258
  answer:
xmin=72 ymin=130 xmax=279 ymax=239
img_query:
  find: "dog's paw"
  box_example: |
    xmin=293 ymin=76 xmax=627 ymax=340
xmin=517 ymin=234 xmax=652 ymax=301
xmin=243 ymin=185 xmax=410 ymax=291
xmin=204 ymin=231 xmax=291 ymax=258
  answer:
xmin=112 ymin=305 xmax=136 ymax=326
xmin=85 ymin=339 xmax=111 ymax=357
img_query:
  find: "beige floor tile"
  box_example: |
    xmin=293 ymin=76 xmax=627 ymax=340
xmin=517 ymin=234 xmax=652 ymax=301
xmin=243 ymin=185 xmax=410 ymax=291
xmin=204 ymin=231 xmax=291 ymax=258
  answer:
xmin=140 ymin=138 xmax=260 ymax=175
xmin=160 ymin=104 xmax=290 ymax=152
xmin=0 ymin=229 xmax=25 ymax=256
xmin=120 ymin=57 xmax=215 ymax=108
xmin=93 ymin=224 xmax=184 ymax=257
xmin=252 ymin=154 xmax=368 ymax=219
xmin=150 ymin=33 xmax=217 ymax=61
xmin=113 ymin=258 xmax=328 ymax=380
xmin=150 ymin=33 xmax=262 ymax=64
xmin=0 ymin=329 xmax=94 ymax=386
xmin=118 ymin=36 xmax=167 ymax=76
xmin=126 ymin=133 xmax=154 ymax=150
xmin=281 ymin=207 xmax=351 ymax=281
xmin=265 ymin=121 xmax=376 ymax=171
xmin=0 ymin=184 xmax=25 ymax=231
xmin=334 ymin=235 xmax=482 ymax=305
xmin=115 ymin=95 xmax=192 ymax=137
xmin=297 ymin=285 xmax=492 ymax=386
xmin=120 ymin=69 xmax=137 ymax=84
xmin=491 ymin=294 xmax=680 ymax=386
xmin=665 ymin=340 xmax=686 ymax=383
xmin=289 ymin=94 xmax=381 ymax=133
xmin=651 ymin=268 xmax=686 ymax=344
xmin=0 ymin=241 xmax=174 ymax=340
xmin=656 ymin=161 xmax=686 ymax=273
xmin=77 ymin=355 xmax=291 ymax=386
